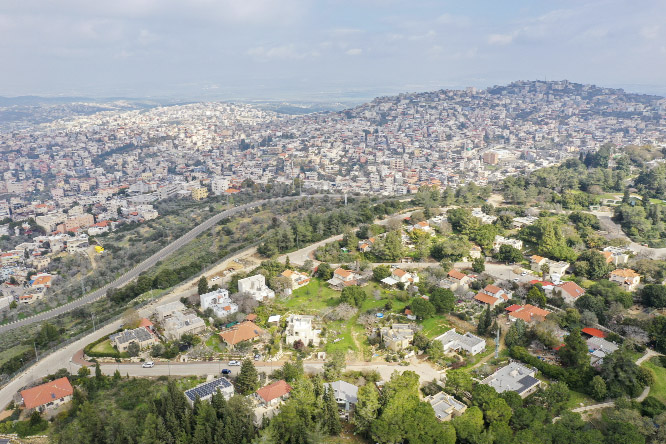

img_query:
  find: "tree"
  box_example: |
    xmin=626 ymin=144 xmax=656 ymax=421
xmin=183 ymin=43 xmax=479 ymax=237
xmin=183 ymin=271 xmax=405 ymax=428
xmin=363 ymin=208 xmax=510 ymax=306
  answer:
xmin=322 ymin=386 xmax=342 ymax=435
xmin=340 ymin=286 xmax=366 ymax=307
xmin=505 ymin=319 xmax=528 ymax=348
xmin=237 ymin=359 xmax=259 ymax=395
xmin=430 ymin=288 xmax=455 ymax=313
xmin=482 ymin=397 xmax=512 ymax=425
xmin=640 ymin=284 xmax=666 ymax=308
xmin=445 ymin=370 xmax=473 ymax=397
xmin=373 ymin=265 xmax=391 ymax=282
xmin=317 ymin=263 xmax=333 ymax=280
xmin=477 ymin=305 xmax=492 ymax=335
xmin=353 ymin=383 xmax=380 ymax=436
xmin=526 ymin=285 xmax=547 ymax=308
xmin=573 ymin=250 xmax=613 ymax=280
xmin=323 ymin=351 xmax=345 ymax=381
xmin=590 ymin=375 xmax=607 ymax=401
xmin=497 ymin=244 xmax=523 ymax=264
xmin=126 ymin=342 xmax=140 ymax=357
xmin=451 ymin=406 xmax=484 ymax=443
xmin=197 ymin=276 xmax=209 ymax=296
xmin=426 ymin=339 xmax=444 ymax=361
xmin=559 ymin=330 xmax=590 ymax=370
xmin=410 ymin=297 xmax=435 ymax=319
xmin=472 ymin=257 xmax=485 ymax=273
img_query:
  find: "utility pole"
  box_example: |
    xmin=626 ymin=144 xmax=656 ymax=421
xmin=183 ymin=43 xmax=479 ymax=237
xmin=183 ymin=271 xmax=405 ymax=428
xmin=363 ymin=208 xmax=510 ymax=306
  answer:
xmin=495 ymin=326 xmax=500 ymax=359
xmin=91 ymin=313 xmax=96 ymax=332
xmin=33 ymin=341 xmax=38 ymax=360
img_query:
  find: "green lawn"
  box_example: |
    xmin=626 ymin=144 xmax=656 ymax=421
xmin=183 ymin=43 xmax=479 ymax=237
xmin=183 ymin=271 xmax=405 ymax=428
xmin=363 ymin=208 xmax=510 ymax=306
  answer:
xmin=565 ymin=390 xmax=596 ymax=409
xmin=420 ymin=316 xmax=450 ymax=338
xmin=642 ymin=358 xmax=666 ymax=404
xmin=205 ymin=335 xmax=225 ymax=353
xmin=325 ymin=320 xmax=358 ymax=354
xmin=91 ymin=339 xmax=117 ymax=355
xmin=285 ymin=278 xmax=340 ymax=311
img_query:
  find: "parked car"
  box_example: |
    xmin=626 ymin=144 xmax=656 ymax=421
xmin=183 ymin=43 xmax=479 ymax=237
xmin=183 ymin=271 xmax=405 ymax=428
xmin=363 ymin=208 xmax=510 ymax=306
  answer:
xmin=142 ymin=361 xmax=154 ymax=368
xmin=228 ymin=360 xmax=241 ymax=366
xmin=211 ymin=276 xmax=220 ymax=282
xmin=221 ymin=369 xmax=232 ymax=375
xmin=254 ymin=354 xmax=261 ymax=361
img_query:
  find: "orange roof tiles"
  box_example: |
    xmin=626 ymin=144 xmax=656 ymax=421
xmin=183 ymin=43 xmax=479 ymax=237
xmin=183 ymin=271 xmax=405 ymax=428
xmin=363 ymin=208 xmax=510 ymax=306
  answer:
xmin=508 ymin=304 xmax=551 ymax=323
xmin=334 ymin=268 xmax=353 ymax=278
xmin=611 ymin=268 xmax=639 ymax=278
xmin=557 ymin=281 xmax=585 ymax=299
xmin=256 ymin=380 xmax=292 ymax=403
xmin=448 ymin=270 xmax=467 ymax=281
xmin=484 ymin=284 xmax=502 ymax=295
xmin=219 ymin=321 xmax=263 ymax=346
xmin=474 ymin=292 xmax=499 ymax=305
xmin=21 ymin=377 xmax=73 ymax=409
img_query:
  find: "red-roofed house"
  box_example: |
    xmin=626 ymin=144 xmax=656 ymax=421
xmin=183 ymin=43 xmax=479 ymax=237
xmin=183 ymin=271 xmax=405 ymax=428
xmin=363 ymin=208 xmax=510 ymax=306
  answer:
xmin=482 ymin=285 xmax=509 ymax=301
xmin=609 ymin=269 xmax=641 ymax=292
xmin=328 ymin=268 xmax=357 ymax=288
xmin=21 ymin=377 xmax=73 ymax=412
xmin=505 ymin=304 xmax=522 ymax=313
xmin=507 ymin=304 xmax=551 ymax=324
xmin=391 ymin=268 xmax=419 ymax=284
xmin=582 ymin=327 xmax=606 ymax=338
xmin=530 ymin=255 xmax=548 ymax=271
xmin=555 ymin=281 xmax=585 ymax=305
xmin=474 ymin=292 xmax=501 ymax=307
xmin=255 ymin=380 xmax=293 ymax=406
xmin=448 ymin=270 xmax=471 ymax=287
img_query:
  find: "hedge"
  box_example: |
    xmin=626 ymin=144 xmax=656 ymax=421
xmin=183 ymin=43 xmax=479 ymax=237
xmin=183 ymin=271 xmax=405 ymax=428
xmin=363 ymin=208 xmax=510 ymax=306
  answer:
xmin=84 ymin=330 xmax=122 ymax=358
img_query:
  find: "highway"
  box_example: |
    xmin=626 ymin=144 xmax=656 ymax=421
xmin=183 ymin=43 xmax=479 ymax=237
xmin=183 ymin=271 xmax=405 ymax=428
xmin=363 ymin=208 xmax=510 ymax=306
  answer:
xmin=0 ymin=194 xmax=339 ymax=334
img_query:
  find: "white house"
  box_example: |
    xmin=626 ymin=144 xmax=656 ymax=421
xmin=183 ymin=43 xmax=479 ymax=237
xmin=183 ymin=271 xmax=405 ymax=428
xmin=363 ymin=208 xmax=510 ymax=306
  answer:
xmin=281 ymin=269 xmax=311 ymax=289
xmin=391 ymin=268 xmax=419 ymax=284
xmin=237 ymin=274 xmax=275 ymax=301
xmin=609 ymin=268 xmax=641 ymax=291
xmin=435 ymin=329 xmax=486 ymax=356
xmin=493 ymin=235 xmax=523 ymax=253
xmin=328 ymin=268 xmax=357 ymax=287
xmin=200 ymin=288 xmax=238 ymax=318
xmin=285 ymin=314 xmax=321 ymax=346
xmin=481 ymin=362 xmax=541 ymax=398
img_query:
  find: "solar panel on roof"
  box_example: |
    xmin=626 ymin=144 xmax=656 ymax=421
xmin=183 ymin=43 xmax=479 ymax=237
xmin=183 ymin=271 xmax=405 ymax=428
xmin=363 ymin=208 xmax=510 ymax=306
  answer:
xmin=184 ymin=377 xmax=232 ymax=401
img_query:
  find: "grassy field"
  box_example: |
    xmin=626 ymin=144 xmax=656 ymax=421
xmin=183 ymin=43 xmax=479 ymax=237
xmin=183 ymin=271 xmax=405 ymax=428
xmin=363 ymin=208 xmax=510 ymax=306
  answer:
xmin=205 ymin=334 xmax=226 ymax=353
xmin=642 ymin=357 xmax=666 ymax=404
xmin=285 ymin=278 xmax=340 ymax=311
xmin=91 ymin=339 xmax=117 ymax=355
xmin=420 ymin=316 xmax=450 ymax=338
xmin=565 ymin=389 xmax=596 ymax=409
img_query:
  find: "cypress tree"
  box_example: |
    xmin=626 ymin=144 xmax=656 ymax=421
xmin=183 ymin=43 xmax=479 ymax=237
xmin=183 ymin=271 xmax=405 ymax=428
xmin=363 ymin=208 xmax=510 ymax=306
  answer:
xmin=237 ymin=359 xmax=259 ymax=395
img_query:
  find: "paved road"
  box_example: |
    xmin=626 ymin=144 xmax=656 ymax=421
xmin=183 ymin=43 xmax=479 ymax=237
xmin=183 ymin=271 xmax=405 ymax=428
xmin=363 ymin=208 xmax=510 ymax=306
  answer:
xmin=592 ymin=211 xmax=666 ymax=259
xmin=93 ymin=359 xmax=443 ymax=383
xmin=0 ymin=194 xmax=339 ymax=334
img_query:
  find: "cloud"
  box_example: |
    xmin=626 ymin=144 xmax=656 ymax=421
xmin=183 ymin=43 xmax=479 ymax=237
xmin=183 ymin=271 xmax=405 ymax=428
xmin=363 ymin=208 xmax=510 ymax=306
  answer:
xmin=487 ymin=33 xmax=514 ymax=46
xmin=346 ymin=48 xmax=363 ymax=56
xmin=247 ymin=44 xmax=319 ymax=60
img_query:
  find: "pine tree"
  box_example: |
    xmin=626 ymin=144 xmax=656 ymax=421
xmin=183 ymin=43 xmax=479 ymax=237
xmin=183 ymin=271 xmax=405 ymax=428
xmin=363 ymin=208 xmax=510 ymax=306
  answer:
xmin=477 ymin=306 xmax=492 ymax=335
xmin=236 ymin=359 xmax=259 ymax=395
xmin=323 ymin=386 xmax=342 ymax=435
xmin=198 ymin=276 xmax=209 ymax=296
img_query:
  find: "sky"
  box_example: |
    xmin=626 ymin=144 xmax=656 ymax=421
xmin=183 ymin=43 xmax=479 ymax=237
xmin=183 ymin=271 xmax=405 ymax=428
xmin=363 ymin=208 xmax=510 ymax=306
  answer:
xmin=0 ymin=0 xmax=665 ymax=101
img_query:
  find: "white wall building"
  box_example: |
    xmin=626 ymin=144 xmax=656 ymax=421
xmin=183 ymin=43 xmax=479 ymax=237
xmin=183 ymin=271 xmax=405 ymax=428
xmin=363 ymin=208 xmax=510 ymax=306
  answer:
xmin=238 ymin=274 xmax=275 ymax=301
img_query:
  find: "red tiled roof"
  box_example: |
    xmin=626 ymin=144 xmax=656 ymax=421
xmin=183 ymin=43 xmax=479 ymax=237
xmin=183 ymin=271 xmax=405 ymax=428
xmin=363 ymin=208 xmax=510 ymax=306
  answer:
xmin=484 ymin=284 xmax=502 ymax=295
xmin=21 ymin=377 xmax=73 ymax=409
xmin=139 ymin=318 xmax=153 ymax=328
xmin=256 ymin=380 xmax=292 ymax=403
xmin=448 ymin=270 xmax=466 ymax=280
xmin=505 ymin=304 xmax=522 ymax=312
xmin=219 ymin=321 xmax=263 ymax=346
xmin=582 ymin=327 xmax=606 ymax=338
xmin=474 ymin=292 xmax=499 ymax=305
xmin=557 ymin=281 xmax=585 ymax=299
xmin=334 ymin=268 xmax=353 ymax=278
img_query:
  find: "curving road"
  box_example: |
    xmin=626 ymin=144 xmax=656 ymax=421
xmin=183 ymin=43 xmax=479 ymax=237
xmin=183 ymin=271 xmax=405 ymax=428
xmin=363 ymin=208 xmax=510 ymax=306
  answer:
xmin=0 ymin=194 xmax=340 ymax=335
